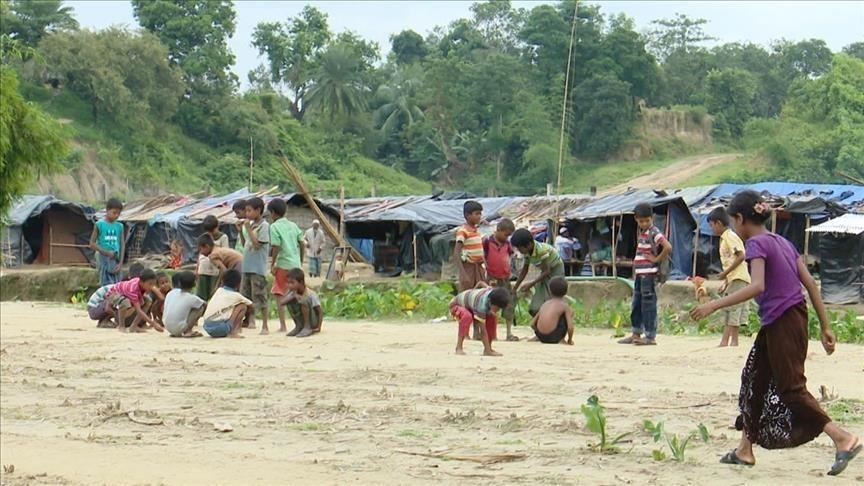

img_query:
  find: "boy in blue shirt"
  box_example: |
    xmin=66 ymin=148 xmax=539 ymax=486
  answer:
xmin=89 ymin=198 xmax=125 ymax=286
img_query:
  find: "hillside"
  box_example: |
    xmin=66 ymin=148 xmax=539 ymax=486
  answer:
xmin=22 ymin=82 xmax=431 ymax=203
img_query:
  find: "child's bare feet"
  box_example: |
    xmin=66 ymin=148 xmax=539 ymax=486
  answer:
xmin=455 ymin=349 xmax=466 ymax=355
xmin=259 ymin=328 xmax=270 ymax=335
xmin=228 ymin=333 xmax=245 ymax=339
xmin=483 ymin=349 xmax=502 ymax=357
xmin=277 ymin=326 xmax=287 ymax=333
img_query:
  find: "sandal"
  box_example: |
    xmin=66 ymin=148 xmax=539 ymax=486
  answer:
xmin=617 ymin=335 xmax=639 ymax=344
xmin=506 ymin=335 xmax=520 ymax=342
xmin=635 ymin=338 xmax=657 ymax=346
xmin=720 ymin=449 xmax=755 ymax=467
xmin=828 ymin=441 xmax=862 ymax=476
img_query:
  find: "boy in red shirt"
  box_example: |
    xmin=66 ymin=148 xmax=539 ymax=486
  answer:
xmin=483 ymin=218 xmax=519 ymax=341
xmin=105 ymin=268 xmax=164 ymax=333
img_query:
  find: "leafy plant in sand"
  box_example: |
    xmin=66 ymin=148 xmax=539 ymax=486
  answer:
xmin=644 ymin=419 xmax=711 ymax=462
xmin=581 ymin=395 xmax=632 ymax=453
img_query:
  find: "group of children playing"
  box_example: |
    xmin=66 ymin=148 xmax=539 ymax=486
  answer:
xmin=87 ymin=197 xmax=324 ymax=339
xmin=81 ymin=191 xmax=861 ymax=476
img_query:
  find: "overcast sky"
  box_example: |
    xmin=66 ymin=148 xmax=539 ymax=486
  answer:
xmin=67 ymin=0 xmax=864 ymax=88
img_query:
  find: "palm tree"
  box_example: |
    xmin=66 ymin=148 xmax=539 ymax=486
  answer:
xmin=375 ymin=66 xmax=424 ymax=135
xmin=4 ymin=0 xmax=79 ymax=46
xmin=305 ymin=44 xmax=367 ymax=120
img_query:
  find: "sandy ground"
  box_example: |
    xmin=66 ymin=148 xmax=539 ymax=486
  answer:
xmin=1 ymin=302 xmax=862 ymax=486
xmin=600 ymin=154 xmax=741 ymax=195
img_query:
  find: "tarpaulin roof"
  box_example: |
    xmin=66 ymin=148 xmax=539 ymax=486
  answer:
xmin=807 ymin=213 xmax=864 ymax=235
xmin=4 ymin=195 xmax=95 ymax=226
xmin=561 ymin=189 xmax=695 ymax=223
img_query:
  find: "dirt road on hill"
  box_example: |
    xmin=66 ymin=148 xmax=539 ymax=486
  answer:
xmin=600 ymin=153 xmax=740 ymax=195
xmin=2 ymin=302 xmax=862 ymax=485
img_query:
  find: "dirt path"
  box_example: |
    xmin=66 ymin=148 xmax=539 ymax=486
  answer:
xmin=1 ymin=302 xmax=862 ymax=485
xmin=600 ymin=153 xmax=740 ymax=195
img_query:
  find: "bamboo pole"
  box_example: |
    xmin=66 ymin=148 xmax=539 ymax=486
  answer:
xmin=771 ymin=211 xmax=778 ymax=233
xmin=692 ymin=227 xmax=699 ymax=278
xmin=803 ymin=215 xmax=811 ymax=260
xmin=611 ymin=215 xmax=618 ymax=278
xmin=413 ymin=234 xmax=418 ymax=279
xmin=48 ymin=223 xmax=53 ymax=265
xmin=277 ymin=152 xmax=366 ymax=264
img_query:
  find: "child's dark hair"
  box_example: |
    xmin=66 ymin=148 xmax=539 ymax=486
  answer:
xmin=202 ymin=215 xmax=219 ymax=232
xmin=245 ymin=196 xmax=265 ymax=213
xmin=549 ymin=277 xmax=568 ymax=298
xmin=106 ymin=198 xmax=123 ymax=211
xmin=634 ymin=203 xmax=653 ymax=218
xmin=489 ymin=287 xmax=510 ymax=309
xmin=223 ymin=269 xmax=242 ymax=289
xmin=128 ymin=262 xmax=145 ymax=279
xmin=197 ymin=234 xmax=214 ymax=248
xmin=510 ymin=228 xmax=534 ymax=248
xmin=174 ymin=270 xmax=196 ymax=291
xmin=156 ymin=271 xmax=169 ymax=282
xmin=728 ymin=190 xmax=772 ymax=225
xmin=267 ymin=198 xmax=287 ymax=218
xmin=497 ymin=218 xmax=515 ymax=232
xmin=232 ymin=199 xmax=246 ymax=212
xmin=140 ymin=268 xmax=157 ymax=282
xmin=463 ymin=200 xmax=482 ymax=217
xmin=287 ymin=267 xmax=305 ymax=284
xmin=707 ymin=207 xmax=730 ymax=227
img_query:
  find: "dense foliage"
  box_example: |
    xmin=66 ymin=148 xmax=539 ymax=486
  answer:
xmin=2 ymin=0 xmax=861 ymax=200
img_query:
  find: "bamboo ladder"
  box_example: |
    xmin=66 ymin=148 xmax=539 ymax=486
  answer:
xmin=277 ymin=151 xmax=367 ymax=264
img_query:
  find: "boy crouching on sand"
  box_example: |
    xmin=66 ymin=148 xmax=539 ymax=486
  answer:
xmin=163 ymin=271 xmax=206 ymax=338
xmin=450 ymin=283 xmax=510 ymax=356
xmin=530 ymin=277 xmax=574 ymax=344
xmin=201 ymin=269 xmax=252 ymax=338
xmin=87 ymin=284 xmax=116 ymax=328
xmin=279 ymin=268 xmax=323 ymax=338
xmin=105 ymin=269 xmax=164 ymax=333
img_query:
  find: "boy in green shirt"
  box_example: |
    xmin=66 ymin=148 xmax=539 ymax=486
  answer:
xmin=512 ymin=228 xmax=566 ymax=316
xmin=267 ymin=198 xmax=305 ymax=334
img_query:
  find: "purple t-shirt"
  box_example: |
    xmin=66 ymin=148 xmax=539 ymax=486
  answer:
xmin=745 ymin=233 xmax=805 ymax=326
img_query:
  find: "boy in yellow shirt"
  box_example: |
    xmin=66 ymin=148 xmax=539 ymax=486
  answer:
xmin=708 ymin=207 xmax=751 ymax=347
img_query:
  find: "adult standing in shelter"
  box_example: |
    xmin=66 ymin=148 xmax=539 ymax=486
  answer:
xmin=305 ymin=220 xmax=327 ymax=278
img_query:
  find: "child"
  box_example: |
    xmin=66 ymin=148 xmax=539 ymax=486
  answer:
xmin=512 ymin=228 xmax=566 ymax=317
xmin=163 ymin=270 xmax=206 ymax=337
xmin=268 ymin=198 xmax=305 ymax=333
xmin=690 ymin=190 xmax=860 ymax=476
xmin=148 ymin=272 xmax=172 ymax=327
xmin=279 ymin=268 xmax=323 ymax=337
xmin=105 ymin=268 xmax=164 ymax=333
xmin=618 ymin=203 xmax=672 ymax=346
xmin=168 ymin=240 xmax=183 ymax=269
xmin=304 ymin=220 xmax=326 ymax=278
xmin=708 ymin=207 xmax=751 ymax=347
xmin=450 ymin=283 xmax=510 ymax=356
xmin=201 ymin=269 xmax=251 ymax=338
xmin=232 ymin=199 xmax=247 ymax=253
xmin=454 ymin=200 xmax=486 ymax=340
xmin=197 ymin=215 xmax=230 ymax=300
xmin=530 ymin=277 xmax=574 ymax=344
xmin=89 ymin=198 xmax=125 ymax=286
xmin=198 ymin=234 xmax=243 ymax=286
xmin=482 ymin=218 xmax=519 ymax=341
xmin=87 ymin=283 xmax=116 ymax=328
xmin=239 ymin=197 xmax=271 ymax=334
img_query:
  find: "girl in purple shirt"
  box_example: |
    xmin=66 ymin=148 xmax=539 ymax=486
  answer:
xmin=691 ymin=190 xmax=860 ymax=476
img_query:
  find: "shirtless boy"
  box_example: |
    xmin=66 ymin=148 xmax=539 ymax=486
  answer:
xmin=530 ymin=277 xmax=574 ymax=344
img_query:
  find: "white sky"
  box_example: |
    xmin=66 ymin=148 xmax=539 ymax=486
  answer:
xmin=66 ymin=0 xmax=864 ymax=88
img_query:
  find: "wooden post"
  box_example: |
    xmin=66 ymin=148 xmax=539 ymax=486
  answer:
xmin=611 ymin=215 xmax=618 ymax=278
xmin=771 ymin=211 xmax=778 ymax=233
xmin=546 ymin=183 xmax=553 ymax=197
xmin=692 ymin=226 xmax=699 ymax=278
xmin=803 ymin=215 xmax=811 ymax=260
xmin=48 ymin=223 xmax=53 ymax=265
xmin=339 ymin=184 xmax=345 ymax=240
xmin=413 ymin=234 xmax=418 ymax=279
xmin=248 ymin=137 xmax=254 ymax=190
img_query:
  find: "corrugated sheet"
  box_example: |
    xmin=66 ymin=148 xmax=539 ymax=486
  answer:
xmin=807 ymin=213 xmax=864 ymax=235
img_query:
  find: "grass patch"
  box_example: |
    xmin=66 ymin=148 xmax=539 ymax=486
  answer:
xmin=828 ymin=399 xmax=864 ymax=424
xmin=287 ymin=422 xmax=323 ymax=431
xmin=396 ymin=429 xmax=428 ymax=439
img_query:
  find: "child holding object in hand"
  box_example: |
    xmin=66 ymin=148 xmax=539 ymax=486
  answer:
xmin=690 ymin=190 xmax=860 ymax=476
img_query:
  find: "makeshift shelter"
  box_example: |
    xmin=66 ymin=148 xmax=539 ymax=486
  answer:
xmin=562 ymin=190 xmax=697 ymax=280
xmin=2 ymin=195 xmax=96 ymax=267
xmin=806 ymin=213 xmax=864 ymax=304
